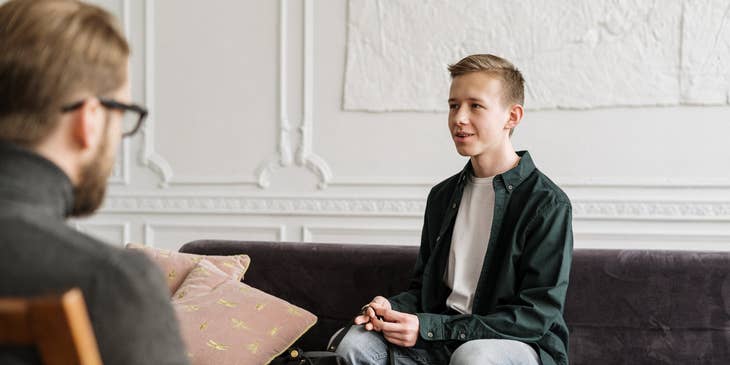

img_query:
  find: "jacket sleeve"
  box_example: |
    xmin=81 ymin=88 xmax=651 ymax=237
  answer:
xmin=416 ymin=202 xmax=573 ymax=343
xmin=388 ymin=191 xmax=434 ymax=313
xmin=88 ymin=252 xmax=191 ymax=365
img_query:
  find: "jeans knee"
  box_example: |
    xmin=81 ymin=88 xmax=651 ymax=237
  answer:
xmin=334 ymin=327 xmax=359 ymax=358
xmin=450 ymin=341 xmax=493 ymax=365
xmin=449 ymin=340 xmax=539 ymax=365
xmin=335 ymin=325 xmax=388 ymax=364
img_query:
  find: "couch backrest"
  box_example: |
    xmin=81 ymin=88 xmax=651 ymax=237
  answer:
xmin=180 ymin=240 xmax=418 ymax=351
xmin=565 ymin=249 xmax=729 ymax=364
xmin=180 ymin=240 xmax=730 ymax=364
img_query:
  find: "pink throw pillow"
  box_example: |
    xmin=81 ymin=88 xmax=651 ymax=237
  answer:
xmin=172 ymin=259 xmax=317 ymax=365
xmin=125 ymin=243 xmax=250 ymax=294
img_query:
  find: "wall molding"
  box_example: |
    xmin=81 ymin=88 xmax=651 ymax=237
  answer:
xmin=108 ymin=0 xmax=132 ymax=186
xmin=294 ymin=0 xmax=332 ymax=190
xmin=256 ymin=0 xmax=294 ymax=189
xmin=100 ymin=193 xmax=730 ymax=221
xmin=74 ymin=221 xmax=131 ymax=246
xmin=143 ymin=222 xmax=286 ymax=247
xmin=103 ymin=194 xmax=426 ymax=217
xmin=573 ymin=200 xmax=730 ymax=221
xmin=574 ymin=230 xmax=730 ymax=251
xmin=302 ymin=224 xmax=420 ymax=243
xmin=168 ymin=176 xmax=258 ymax=186
xmin=136 ymin=0 xmax=286 ymax=189
xmin=330 ymin=176 xmax=730 ymax=190
xmin=140 ymin=0 xmax=174 ymax=187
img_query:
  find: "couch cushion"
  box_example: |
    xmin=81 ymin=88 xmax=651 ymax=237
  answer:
xmin=564 ymin=249 xmax=730 ymax=364
xmin=172 ymin=259 xmax=316 ymax=365
xmin=126 ymin=243 xmax=250 ymax=294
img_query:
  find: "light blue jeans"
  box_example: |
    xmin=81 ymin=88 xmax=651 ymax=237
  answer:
xmin=335 ymin=325 xmax=540 ymax=365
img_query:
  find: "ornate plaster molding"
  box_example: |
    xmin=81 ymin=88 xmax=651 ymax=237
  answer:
xmin=101 ymin=194 xmax=730 ymax=221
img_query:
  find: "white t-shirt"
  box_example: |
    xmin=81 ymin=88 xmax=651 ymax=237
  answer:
xmin=445 ymin=173 xmax=495 ymax=314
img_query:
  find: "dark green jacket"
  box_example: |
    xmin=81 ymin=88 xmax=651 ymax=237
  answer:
xmin=389 ymin=151 xmax=573 ymax=365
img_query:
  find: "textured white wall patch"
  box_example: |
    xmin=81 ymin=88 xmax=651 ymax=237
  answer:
xmin=344 ymin=0 xmax=729 ymax=111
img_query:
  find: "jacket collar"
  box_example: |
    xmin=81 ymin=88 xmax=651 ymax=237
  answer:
xmin=0 ymin=141 xmax=74 ymax=218
xmin=457 ymin=150 xmax=536 ymax=191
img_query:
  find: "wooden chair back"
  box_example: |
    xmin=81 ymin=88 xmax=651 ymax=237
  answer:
xmin=0 ymin=287 xmax=103 ymax=365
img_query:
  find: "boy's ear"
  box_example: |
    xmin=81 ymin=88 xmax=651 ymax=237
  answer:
xmin=505 ymin=104 xmax=524 ymax=130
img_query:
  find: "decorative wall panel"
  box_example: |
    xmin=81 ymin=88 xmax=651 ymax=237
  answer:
xmin=344 ymin=0 xmax=730 ymax=111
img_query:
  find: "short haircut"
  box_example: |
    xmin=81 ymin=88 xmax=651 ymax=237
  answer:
xmin=448 ymin=54 xmax=525 ymax=107
xmin=0 ymin=0 xmax=129 ymax=146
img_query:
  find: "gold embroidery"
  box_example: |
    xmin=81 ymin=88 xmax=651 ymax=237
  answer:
xmin=217 ymin=298 xmax=237 ymax=308
xmin=247 ymin=342 xmax=260 ymax=354
xmin=177 ymin=290 xmax=187 ymax=299
xmin=168 ymin=270 xmax=176 ymax=280
xmin=190 ymin=257 xmax=202 ymax=263
xmin=207 ymin=340 xmax=229 ymax=351
xmin=199 ymin=321 xmax=208 ymax=331
xmin=269 ymin=327 xmax=280 ymax=336
xmin=231 ymin=318 xmax=249 ymax=330
xmin=183 ymin=305 xmax=200 ymax=312
xmin=287 ymin=306 xmax=303 ymax=317
xmin=223 ymin=262 xmax=237 ymax=269
xmin=191 ymin=267 xmax=210 ymax=276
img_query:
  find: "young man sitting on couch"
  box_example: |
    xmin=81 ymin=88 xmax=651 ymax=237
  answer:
xmin=336 ymin=54 xmax=574 ymax=365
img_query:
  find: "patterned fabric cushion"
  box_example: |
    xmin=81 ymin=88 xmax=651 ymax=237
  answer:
xmin=125 ymin=243 xmax=250 ymax=294
xmin=172 ymin=259 xmax=317 ymax=365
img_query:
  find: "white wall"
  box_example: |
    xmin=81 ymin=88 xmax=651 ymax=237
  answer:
xmin=70 ymin=0 xmax=729 ymax=251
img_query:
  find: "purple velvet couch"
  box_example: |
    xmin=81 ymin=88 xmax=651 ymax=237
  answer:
xmin=179 ymin=240 xmax=730 ymax=364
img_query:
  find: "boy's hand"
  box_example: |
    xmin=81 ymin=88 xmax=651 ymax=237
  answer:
xmin=370 ymin=309 xmax=420 ymax=347
xmin=354 ymin=296 xmax=391 ymax=330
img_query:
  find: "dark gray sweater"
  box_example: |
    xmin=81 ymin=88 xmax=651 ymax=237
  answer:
xmin=0 ymin=142 xmax=190 ymax=365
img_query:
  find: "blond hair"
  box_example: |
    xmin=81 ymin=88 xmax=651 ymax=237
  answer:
xmin=0 ymin=0 xmax=129 ymax=146
xmin=448 ymin=54 xmax=525 ymax=107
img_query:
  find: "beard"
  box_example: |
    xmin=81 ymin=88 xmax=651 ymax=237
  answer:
xmin=71 ymin=124 xmax=115 ymax=217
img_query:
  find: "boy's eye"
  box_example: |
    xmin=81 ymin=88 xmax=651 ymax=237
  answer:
xmin=449 ymin=104 xmax=458 ymax=110
xmin=471 ymin=103 xmax=482 ymax=109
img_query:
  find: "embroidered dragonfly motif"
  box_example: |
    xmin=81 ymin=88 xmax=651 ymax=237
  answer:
xmin=207 ymin=340 xmax=229 ymax=351
xmin=217 ymin=298 xmax=237 ymax=308
xmin=247 ymin=342 xmax=260 ymax=354
xmin=231 ymin=318 xmax=250 ymax=330
xmin=183 ymin=305 xmax=200 ymax=312
xmin=191 ymin=267 xmax=210 ymax=277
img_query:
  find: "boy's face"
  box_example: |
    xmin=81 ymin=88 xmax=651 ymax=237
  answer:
xmin=447 ymin=72 xmax=513 ymax=160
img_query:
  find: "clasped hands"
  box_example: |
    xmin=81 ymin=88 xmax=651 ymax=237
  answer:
xmin=353 ymin=295 xmax=420 ymax=347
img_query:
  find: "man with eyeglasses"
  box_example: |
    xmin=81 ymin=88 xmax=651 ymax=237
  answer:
xmin=0 ymin=1 xmax=188 ymax=365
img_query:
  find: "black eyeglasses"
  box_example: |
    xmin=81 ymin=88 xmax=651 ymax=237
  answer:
xmin=61 ymin=98 xmax=148 ymax=138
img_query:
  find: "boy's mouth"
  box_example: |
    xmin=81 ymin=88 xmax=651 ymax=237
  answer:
xmin=454 ymin=131 xmax=474 ymax=138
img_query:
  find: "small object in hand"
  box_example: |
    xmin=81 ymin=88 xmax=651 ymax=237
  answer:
xmin=360 ymin=304 xmax=383 ymax=320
